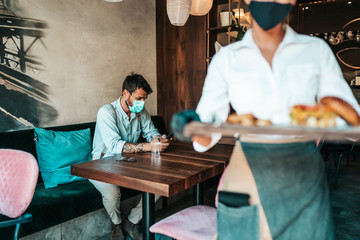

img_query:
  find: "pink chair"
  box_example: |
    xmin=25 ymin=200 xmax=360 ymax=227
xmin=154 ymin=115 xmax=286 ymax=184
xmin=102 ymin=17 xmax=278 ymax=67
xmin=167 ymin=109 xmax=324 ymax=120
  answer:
xmin=150 ymin=169 xmax=229 ymax=240
xmin=0 ymin=149 xmax=39 ymax=240
xmin=149 ymin=205 xmax=217 ymax=240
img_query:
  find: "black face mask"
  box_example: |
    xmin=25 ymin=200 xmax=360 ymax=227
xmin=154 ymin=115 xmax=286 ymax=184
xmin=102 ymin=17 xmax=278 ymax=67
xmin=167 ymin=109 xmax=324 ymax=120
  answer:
xmin=249 ymin=1 xmax=292 ymax=31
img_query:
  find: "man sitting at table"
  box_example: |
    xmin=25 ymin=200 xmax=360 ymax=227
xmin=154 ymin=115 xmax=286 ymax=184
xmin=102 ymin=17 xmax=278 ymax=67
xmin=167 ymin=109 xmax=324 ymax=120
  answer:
xmin=90 ymin=73 xmax=170 ymax=240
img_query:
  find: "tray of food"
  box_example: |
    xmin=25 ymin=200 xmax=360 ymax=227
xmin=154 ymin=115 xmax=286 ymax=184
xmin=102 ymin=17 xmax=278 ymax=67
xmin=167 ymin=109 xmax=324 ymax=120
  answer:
xmin=183 ymin=97 xmax=360 ymax=142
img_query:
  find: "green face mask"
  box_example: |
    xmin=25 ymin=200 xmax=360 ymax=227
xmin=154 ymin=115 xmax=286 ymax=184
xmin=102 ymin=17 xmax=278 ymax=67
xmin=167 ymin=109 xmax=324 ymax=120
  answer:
xmin=249 ymin=1 xmax=292 ymax=31
xmin=128 ymin=95 xmax=145 ymax=113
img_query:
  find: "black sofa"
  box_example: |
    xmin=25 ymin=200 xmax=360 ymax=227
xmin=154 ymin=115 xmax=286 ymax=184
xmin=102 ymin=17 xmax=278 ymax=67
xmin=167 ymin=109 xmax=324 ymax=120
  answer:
xmin=0 ymin=116 xmax=167 ymax=239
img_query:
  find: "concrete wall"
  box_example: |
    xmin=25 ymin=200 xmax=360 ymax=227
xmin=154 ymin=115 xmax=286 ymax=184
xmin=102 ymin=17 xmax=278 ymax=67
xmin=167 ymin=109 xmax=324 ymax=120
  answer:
xmin=0 ymin=0 xmax=156 ymax=131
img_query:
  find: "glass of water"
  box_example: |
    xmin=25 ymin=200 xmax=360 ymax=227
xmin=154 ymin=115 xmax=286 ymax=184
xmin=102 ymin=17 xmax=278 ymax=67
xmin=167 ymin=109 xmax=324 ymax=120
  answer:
xmin=151 ymin=135 xmax=161 ymax=156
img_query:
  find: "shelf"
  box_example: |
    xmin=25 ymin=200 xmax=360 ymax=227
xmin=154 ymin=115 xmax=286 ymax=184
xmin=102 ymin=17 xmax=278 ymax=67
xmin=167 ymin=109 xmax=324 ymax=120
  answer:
xmin=207 ymin=25 xmax=236 ymax=33
xmin=206 ymin=0 xmax=244 ymax=69
xmin=214 ymin=0 xmax=241 ymax=4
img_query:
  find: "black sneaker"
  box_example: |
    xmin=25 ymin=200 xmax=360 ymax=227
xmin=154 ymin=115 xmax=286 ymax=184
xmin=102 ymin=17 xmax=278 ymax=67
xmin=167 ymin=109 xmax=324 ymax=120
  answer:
xmin=111 ymin=222 xmax=125 ymax=240
xmin=122 ymin=218 xmax=142 ymax=240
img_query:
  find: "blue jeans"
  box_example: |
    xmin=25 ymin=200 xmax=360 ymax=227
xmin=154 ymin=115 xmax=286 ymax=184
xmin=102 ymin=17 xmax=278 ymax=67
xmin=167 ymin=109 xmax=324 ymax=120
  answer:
xmin=218 ymin=141 xmax=334 ymax=240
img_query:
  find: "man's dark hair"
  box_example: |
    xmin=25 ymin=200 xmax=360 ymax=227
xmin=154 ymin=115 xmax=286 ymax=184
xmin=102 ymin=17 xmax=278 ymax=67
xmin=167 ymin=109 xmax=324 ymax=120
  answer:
xmin=122 ymin=73 xmax=153 ymax=95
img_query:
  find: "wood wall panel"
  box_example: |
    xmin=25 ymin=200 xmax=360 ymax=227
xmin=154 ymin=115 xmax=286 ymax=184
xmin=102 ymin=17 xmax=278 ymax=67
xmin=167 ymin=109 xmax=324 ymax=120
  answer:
xmin=156 ymin=0 xmax=207 ymax=131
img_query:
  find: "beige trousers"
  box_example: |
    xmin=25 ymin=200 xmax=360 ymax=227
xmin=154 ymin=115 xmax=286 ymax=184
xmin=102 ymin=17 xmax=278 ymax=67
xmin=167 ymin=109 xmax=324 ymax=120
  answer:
xmin=90 ymin=179 xmax=161 ymax=225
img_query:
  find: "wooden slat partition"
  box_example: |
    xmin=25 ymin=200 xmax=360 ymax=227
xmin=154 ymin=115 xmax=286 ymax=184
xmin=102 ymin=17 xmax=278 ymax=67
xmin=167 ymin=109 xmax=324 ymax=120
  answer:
xmin=156 ymin=0 xmax=207 ymax=131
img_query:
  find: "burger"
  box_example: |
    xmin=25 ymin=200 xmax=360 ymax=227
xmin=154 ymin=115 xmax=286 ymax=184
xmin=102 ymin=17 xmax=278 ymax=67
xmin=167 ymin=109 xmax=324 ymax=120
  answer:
xmin=290 ymin=96 xmax=360 ymax=127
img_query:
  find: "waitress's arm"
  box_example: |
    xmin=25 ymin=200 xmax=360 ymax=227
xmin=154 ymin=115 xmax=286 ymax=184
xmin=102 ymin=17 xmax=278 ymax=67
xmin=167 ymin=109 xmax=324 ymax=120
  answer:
xmin=317 ymin=40 xmax=360 ymax=114
xmin=192 ymin=48 xmax=231 ymax=152
xmin=192 ymin=133 xmax=222 ymax=152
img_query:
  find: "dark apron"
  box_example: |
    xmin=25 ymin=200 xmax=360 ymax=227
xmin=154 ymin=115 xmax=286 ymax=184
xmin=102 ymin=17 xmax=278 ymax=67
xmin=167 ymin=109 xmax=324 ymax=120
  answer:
xmin=218 ymin=140 xmax=334 ymax=240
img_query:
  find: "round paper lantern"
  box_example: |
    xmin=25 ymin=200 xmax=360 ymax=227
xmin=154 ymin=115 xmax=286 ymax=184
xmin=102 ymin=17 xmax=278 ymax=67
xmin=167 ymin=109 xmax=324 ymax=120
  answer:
xmin=167 ymin=0 xmax=191 ymax=26
xmin=190 ymin=0 xmax=213 ymax=16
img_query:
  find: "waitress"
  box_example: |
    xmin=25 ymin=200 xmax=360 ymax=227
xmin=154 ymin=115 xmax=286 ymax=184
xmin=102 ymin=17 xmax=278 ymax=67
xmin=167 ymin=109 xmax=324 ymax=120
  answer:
xmin=172 ymin=0 xmax=360 ymax=239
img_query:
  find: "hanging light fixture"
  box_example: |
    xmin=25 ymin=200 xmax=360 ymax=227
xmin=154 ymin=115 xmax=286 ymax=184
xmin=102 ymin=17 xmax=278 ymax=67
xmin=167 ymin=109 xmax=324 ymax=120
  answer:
xmin=167 ymin=0 xmax=191 ymax=26
xmin=190 ymin=0 xmax=213 ymax=16
xmin=104 ymin=0 xmax=124 ymax=2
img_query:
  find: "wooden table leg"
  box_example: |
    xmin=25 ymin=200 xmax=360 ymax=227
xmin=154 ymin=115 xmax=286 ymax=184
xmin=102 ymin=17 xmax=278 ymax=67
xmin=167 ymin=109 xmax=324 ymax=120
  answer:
xmin=193 ymin=183 xmax=204 ymax=205
xmin=142 ymin=192 xmax=155 ymax=240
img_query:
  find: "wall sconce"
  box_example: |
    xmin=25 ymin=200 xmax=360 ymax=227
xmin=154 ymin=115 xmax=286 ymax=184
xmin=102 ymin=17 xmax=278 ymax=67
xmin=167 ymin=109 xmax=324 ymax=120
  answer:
xmin=167 ymin=0 xmax=191 ymax=26
xmin=190 ymin=0 xmax=213 ymax=16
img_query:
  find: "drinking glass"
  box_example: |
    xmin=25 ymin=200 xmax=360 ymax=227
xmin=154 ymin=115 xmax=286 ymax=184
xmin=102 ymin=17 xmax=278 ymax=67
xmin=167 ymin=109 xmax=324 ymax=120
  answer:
xmin=151 ymin=135 xmax=161 ymax=156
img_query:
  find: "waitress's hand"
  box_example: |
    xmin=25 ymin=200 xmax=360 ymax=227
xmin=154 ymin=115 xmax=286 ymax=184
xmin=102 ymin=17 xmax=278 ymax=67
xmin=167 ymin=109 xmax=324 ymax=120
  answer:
xmin=171 ymin=110 xmax=200 ymax=142
xmin=192 ymin=135 xmax=212 ymax=147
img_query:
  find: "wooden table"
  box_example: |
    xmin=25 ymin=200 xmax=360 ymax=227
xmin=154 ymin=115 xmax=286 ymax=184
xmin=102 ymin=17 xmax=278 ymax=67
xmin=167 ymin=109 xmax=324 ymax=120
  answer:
xmin=71 ymin=142 xmax=232 ymax=240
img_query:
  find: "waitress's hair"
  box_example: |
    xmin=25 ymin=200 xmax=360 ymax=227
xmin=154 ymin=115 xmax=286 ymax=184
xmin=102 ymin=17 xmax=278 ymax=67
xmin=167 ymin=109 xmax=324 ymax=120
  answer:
xmin=122 ymin=72 xmax=153 ymax=95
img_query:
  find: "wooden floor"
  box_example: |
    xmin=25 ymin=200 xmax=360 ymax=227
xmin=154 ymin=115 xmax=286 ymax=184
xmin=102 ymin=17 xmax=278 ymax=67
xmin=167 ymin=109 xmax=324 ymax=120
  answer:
xmin=328 ymin=156 xmax=360 ymax=240
xmin=155 ymin=157 xmax=360 ymax=240
xmin=99 ymin=156 xmax=360 ymax=240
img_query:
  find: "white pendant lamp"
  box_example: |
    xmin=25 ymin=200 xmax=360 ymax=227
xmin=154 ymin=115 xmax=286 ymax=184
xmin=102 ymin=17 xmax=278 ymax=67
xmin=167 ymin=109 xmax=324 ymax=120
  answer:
xmin=167 ymin=0 xmax=191 ymax=26
xmin=190 ymin=0 xmax=213 ymax=16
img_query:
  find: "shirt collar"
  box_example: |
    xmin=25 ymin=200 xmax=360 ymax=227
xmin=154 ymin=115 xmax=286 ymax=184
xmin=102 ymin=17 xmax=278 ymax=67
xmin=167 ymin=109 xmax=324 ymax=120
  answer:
xmin=280 ymin=25 xmax=301 ymax=46
xmin=233 ymin=24 xmax=300 ymax=52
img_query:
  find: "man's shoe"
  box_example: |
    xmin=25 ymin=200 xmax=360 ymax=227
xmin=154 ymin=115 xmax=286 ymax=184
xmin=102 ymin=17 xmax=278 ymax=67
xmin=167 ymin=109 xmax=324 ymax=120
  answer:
xmin=123 ymin=218 xmax=142 ymax=240
xmin=111 ymin=222 xmax=125 ymax=240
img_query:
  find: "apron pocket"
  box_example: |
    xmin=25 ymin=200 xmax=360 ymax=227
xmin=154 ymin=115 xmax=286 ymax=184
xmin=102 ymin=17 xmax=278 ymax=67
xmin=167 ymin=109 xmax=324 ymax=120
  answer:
xmin=217 ymin=202 xmax=260 ymax=240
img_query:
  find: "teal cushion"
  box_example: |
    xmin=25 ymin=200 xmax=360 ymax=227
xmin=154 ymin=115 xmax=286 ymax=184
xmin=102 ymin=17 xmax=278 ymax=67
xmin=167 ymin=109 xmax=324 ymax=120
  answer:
xmin=34 ymin=127 xmax=92 ymax=188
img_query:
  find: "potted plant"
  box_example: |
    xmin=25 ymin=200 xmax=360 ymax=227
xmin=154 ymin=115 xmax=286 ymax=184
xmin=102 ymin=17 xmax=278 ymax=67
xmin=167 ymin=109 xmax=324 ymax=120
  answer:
xmin=230 ymin=11 xmax=248 ymax=42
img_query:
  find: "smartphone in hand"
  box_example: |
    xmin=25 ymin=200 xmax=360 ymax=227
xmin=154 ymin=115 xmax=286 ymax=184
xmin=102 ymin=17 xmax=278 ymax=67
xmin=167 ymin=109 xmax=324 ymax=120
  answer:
xmin=166 ymin=132 xmax=175 ymax=139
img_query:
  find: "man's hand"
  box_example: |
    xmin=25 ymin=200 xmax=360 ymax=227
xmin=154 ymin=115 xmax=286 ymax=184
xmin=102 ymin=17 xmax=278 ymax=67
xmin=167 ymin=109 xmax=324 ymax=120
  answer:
xmin=160 ymin=134 xmax=171 ymax=151
xmin=122 ymin=134 xmax=172 ymax=153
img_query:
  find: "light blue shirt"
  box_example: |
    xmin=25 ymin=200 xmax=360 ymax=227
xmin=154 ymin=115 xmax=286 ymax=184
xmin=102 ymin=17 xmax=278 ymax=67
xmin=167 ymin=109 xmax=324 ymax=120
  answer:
xmin=92 ymin=97 xmax=160 ymax=159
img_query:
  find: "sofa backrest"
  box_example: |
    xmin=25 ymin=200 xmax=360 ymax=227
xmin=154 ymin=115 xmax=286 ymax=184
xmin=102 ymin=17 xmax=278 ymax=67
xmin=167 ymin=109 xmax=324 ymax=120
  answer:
xmin=0 ymin=116 xmax=167 ymax=185
xmin=0 ymin=122 xmax=96 ymax=160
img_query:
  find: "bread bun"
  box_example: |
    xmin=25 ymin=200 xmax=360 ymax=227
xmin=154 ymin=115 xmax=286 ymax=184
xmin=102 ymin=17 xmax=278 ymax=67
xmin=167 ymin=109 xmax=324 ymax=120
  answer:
xmin=255 ymin=119 xmax=272 ymax=126
xmin=227 ymin=113 xmax=272 ymax=126
xmin=290 ymin=104 xmax=337 ymax=127
xmin=320 ymin=96 xmax=360 ymax=126
xmin=227 ymin=113 xmax=256 ymax=125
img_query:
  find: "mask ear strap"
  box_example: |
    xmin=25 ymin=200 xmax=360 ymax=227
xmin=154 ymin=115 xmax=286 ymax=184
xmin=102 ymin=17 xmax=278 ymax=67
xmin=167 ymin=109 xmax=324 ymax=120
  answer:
xmin=126 ymin=93 xmax=132 ymax=107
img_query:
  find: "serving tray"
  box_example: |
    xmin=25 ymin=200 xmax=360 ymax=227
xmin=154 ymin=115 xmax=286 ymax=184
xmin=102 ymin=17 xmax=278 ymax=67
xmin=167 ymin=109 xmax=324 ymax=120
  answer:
xmin=183 ymin=121 xmax=360 ymax=142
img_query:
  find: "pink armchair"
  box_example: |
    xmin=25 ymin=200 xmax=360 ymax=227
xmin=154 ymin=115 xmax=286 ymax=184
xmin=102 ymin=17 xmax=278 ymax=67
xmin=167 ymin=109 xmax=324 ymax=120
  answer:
xmin=0 ymin=149 xmax=39 ymax=240
xmin=149 ymin=205 xmax=217 ymax=240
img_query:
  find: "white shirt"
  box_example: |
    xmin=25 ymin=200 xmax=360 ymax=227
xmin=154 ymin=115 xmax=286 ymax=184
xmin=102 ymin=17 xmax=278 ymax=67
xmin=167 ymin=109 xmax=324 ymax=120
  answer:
xmin=194 ymin=25 xmax=359 ymax=151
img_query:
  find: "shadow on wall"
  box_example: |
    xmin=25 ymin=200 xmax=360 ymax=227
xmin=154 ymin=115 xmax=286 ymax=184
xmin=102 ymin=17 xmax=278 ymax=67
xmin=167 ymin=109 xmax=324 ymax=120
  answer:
xmin=0 ymin=0 xmax=57 ymax=132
